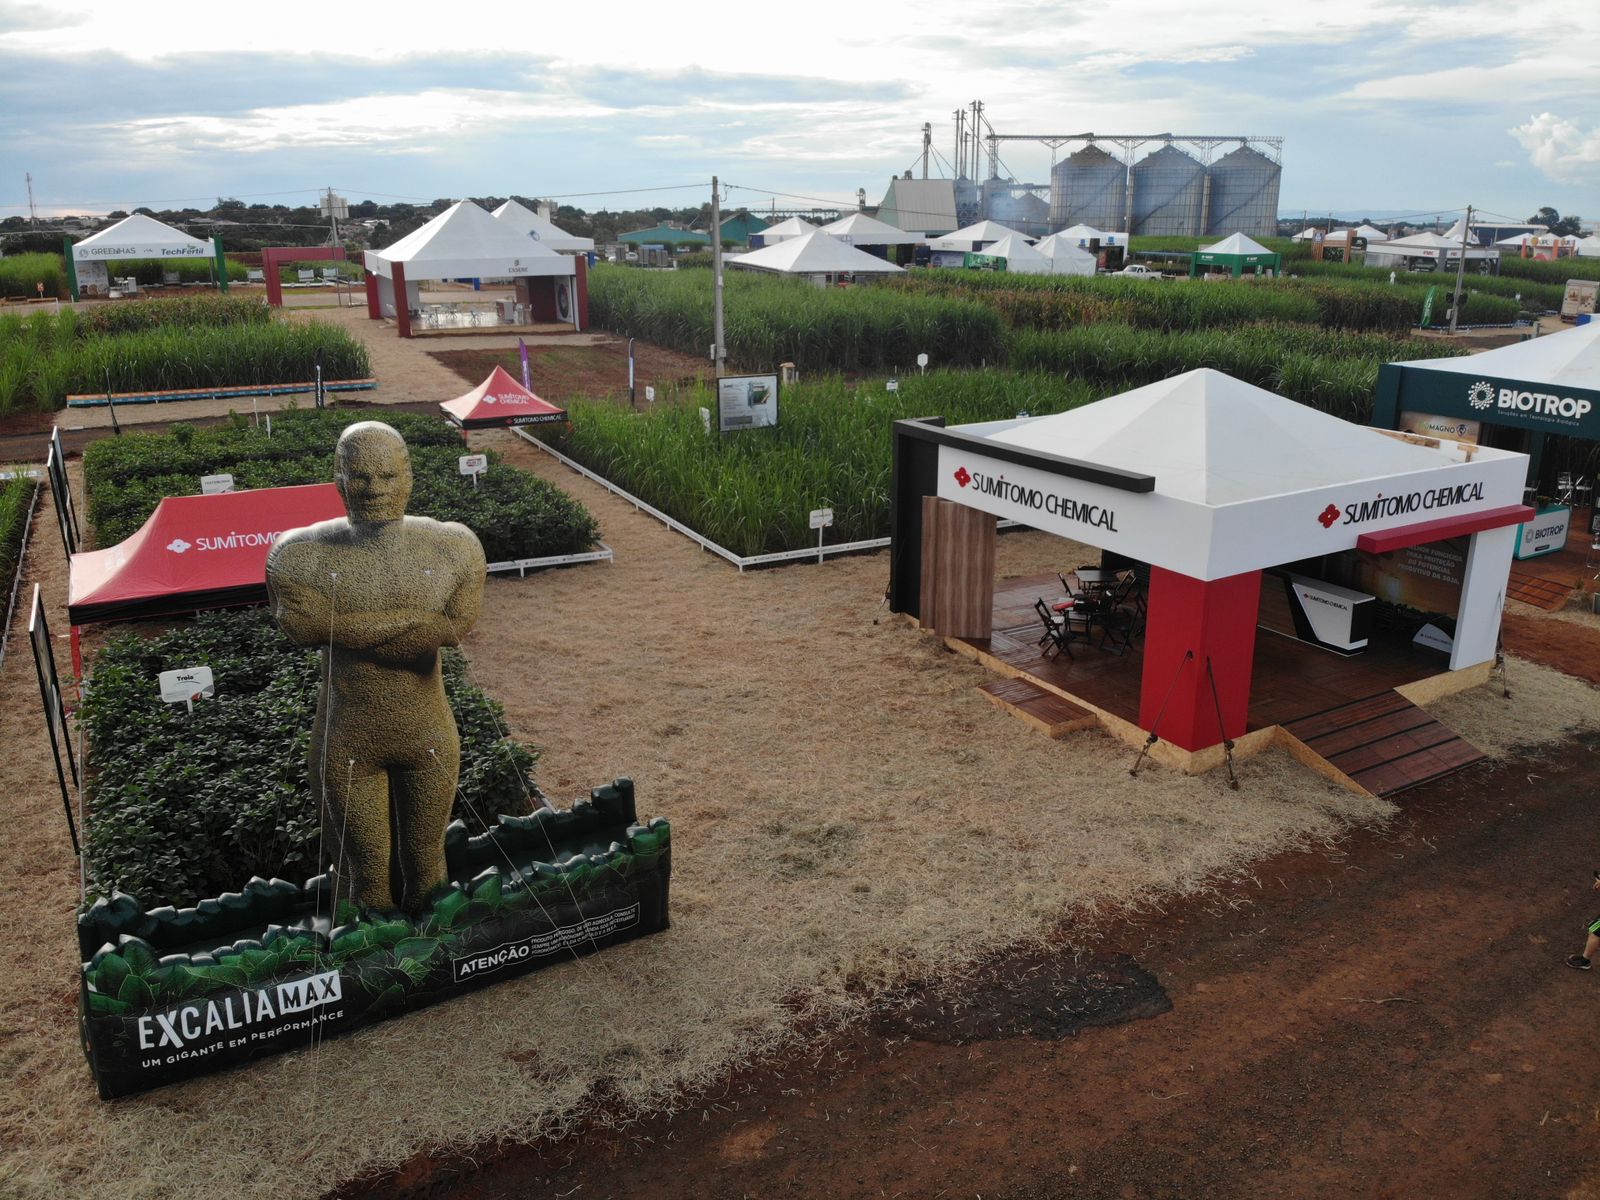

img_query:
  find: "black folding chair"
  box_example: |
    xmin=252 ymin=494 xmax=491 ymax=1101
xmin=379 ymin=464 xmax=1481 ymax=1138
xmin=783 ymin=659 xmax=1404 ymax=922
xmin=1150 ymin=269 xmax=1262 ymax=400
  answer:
xmin=1034 ymin=598 xmax=1079 ymax=660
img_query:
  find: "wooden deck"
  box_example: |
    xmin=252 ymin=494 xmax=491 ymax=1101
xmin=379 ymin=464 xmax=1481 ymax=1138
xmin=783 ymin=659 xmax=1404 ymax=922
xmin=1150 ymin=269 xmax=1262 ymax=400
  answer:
xmin=957 ymin=572 xmax=1489 ymax=794
xmin=963 ymin=572 xmax=1454 ymax=734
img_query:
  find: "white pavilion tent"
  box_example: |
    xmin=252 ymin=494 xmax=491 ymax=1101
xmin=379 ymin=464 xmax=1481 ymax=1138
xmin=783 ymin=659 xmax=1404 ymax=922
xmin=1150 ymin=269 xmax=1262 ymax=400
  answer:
xmin=891 ymin=368 xmax=1529 ymax=756
xmin=68 ymin=213 xmax=221 ymax=299
xmin=754 ymin=217 xmax=820 ymax=246
xmin=1365 ymin=231 xmax=1498 ymax=268
xmin=726 ymin=231 xmax=904 ymax=282
xmin=1039 ymin=241 xmax=1098 ymax=276
xmin=491 ymin=200 xmax=595 ymax=253
xmin=974 ymin=234 xmax=1055 ymax=275
xmin=364 ymin=201 xmax=576 ymax=337
xmin=1574 ymin=235 xmax=1600 ymax=258
xmin=926 ymin=220 xmax=1029 ymax=253
xmin=818 ymin=213 xmax=922 ymax=247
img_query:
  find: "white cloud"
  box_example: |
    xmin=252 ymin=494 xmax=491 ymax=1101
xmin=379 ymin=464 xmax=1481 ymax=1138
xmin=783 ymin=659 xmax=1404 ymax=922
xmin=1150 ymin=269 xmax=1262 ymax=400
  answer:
xmin=1511 ymin=112 xmax=1600 ymax=181
xmin=111 ymin=89 xmax=618 ymax=154
xmin=1340 ymin=56 xmax=1595 ymax=103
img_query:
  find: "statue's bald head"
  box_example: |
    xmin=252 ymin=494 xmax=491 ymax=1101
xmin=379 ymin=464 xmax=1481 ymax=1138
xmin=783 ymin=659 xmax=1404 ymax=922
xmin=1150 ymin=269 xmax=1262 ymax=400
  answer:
xmin=335 ymin=421 xmax=412 ymax=524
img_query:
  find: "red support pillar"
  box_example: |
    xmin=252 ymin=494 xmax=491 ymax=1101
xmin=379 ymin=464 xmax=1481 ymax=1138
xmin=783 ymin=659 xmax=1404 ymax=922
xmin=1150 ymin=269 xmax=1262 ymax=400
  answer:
xmin=392 ymin=262 xmax=412 ymax=339
xmin=1137 ymin=566 xmax=1262 ymax=752
xmin=264 ymin=247 xmax=286 ymax=308
xmin=365 ymin=271 xmax=381 ymax=319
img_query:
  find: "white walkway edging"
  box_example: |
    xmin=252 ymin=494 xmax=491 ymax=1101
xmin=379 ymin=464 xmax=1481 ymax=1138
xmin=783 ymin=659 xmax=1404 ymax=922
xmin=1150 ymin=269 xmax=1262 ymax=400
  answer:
xmin=486 ymin=543 xmax=614 ymax=577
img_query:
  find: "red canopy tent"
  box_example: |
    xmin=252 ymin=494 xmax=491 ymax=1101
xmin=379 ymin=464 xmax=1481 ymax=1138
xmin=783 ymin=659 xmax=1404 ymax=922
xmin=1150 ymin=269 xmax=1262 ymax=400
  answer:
xmin=440 ymin=365 xmax=568 ymax=430
xmin=68 ymin=484 xmax=345 ymax=624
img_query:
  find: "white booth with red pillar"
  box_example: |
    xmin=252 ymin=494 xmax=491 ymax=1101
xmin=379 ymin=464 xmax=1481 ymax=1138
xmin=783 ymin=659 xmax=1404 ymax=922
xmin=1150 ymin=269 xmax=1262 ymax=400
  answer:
xmin=364 ymin=200 xmax=585 ymax=339
xmin=889 ymin=369 xmax=1532 ymax=761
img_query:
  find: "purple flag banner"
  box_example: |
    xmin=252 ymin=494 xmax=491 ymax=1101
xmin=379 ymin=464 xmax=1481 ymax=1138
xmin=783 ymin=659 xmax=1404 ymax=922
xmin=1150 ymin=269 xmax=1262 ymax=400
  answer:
xmin=518 ymin=339 xmax=531 ymax=391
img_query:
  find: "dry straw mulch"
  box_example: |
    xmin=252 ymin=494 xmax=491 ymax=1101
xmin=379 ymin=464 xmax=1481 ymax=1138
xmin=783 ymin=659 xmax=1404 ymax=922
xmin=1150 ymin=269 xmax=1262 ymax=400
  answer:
xmin=2 ymin=433 xmax=1595 ymax=1199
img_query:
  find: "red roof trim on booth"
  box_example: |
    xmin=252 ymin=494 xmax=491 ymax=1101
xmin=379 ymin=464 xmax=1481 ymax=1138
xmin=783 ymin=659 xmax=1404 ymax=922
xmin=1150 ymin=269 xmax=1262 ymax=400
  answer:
xmin=1355 ymin=504 xmax=1535 ymax=554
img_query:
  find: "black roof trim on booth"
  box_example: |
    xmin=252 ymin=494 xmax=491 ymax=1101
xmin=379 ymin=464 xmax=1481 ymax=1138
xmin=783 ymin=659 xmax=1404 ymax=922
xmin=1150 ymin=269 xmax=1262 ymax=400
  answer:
xmin=892 ymin=419 xmax=1156 ymax=493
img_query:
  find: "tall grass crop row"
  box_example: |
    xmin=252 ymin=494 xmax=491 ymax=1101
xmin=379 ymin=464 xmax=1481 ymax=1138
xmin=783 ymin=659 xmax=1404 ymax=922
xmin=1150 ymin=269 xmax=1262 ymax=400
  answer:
xmin=0 ymin=477 xmax=36 ymax=615
xmin=1009 ymin=323 xmax=1459 ymax=422
xmin=551 ymin=374 xmax=1104 ymax=557
xmin=0 ymin=252 xmax=69 ymax=300
xmin=74 ymin=294 xmax=273 ymax=336
xmin=892 ymin=268 xmax=1519 ymax=332
xmin=0 ymin=308 xmax=366 ymax=414
xmin=103 ymin=257 xmax=249 ymax=285
xmin=1497 ymin=256 xmax=1597 ymax=287
xmin=84 ymin=409 xmax=600 ymax=562
xmin=588 ymin=265 xmax=1005 ymax=371
xmin=1281 ymin=254 xmax=1564 ymax=312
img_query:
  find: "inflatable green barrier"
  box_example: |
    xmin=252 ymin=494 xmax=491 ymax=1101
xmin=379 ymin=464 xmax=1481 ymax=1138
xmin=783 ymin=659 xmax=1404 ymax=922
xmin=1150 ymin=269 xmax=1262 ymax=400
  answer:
xmin=79 ymin=780 xmax=670 ymax=1099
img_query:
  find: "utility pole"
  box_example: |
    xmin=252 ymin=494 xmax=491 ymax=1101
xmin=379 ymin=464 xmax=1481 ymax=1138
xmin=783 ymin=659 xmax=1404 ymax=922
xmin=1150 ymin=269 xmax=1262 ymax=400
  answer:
xmin=954 ymin=109 xmax=965 ymax=178
xmin=922 ymin=123 xmax=931 ymax=179
xmin=711 ymin=176 xmax=725 ymax=378
xmin=1449 ymin=204 xmax=1473 ymax=334
xmin=26 ymin=173 xmax=37 ymax=229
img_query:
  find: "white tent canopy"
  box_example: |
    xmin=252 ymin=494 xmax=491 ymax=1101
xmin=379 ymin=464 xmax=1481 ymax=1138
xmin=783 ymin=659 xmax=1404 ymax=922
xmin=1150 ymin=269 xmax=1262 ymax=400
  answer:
xmin=1349 ymin=224 xmax=1390 ymax=242
xmin=727 ymin=231 xmax=904 ymax=276
xmin=1574 ymin=235 xmax=1600 ymax=257
xmin=491 ymin=200 xmax=594 ymax=253
xmin=1199 ymin=231 xmax=1273 ymax=256
xmin=1386 ymin=316 xmax=1600 ymax=389
xmin=365 ymin=201 xmax=573 ymax=280
xmin=818 ymin=212 xmax=922 ymax=246
xmin=926 ymin=220 xmax=1028 ymax=251
xmin=1290 ymin=227 xmax=1324 ymax=241
xmin=977 ymin=234 xmax=1053 ymax=274
xmin=71 ymin=213 xmax=212 ymax=261
xmin=1050 ymin=223 xmax=1127 ymax=245
xmin=1038 ymin=241 xmax=1098 ymax=277
xmin=759 ymin=217 xmax=820 ymax=243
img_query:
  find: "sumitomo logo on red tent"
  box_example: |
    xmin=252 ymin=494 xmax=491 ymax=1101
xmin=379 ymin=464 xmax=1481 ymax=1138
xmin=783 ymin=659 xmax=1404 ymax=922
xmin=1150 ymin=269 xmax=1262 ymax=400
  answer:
xmin=167 ymin=529 xmax=289 ymax=553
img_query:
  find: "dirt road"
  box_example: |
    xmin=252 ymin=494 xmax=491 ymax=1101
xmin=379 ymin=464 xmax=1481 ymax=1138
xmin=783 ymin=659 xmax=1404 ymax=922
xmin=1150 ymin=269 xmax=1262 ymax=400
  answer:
xmin=383 ymin=732 xmax=1600 ymax=1200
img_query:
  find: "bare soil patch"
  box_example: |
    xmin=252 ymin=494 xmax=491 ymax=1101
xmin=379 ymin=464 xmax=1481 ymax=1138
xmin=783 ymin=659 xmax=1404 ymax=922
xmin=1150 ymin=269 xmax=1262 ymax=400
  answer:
xmin=428 ymin=338 xmax=713 ymax=405
xmin=401 ymin=730 xmax=1600 ymax=1200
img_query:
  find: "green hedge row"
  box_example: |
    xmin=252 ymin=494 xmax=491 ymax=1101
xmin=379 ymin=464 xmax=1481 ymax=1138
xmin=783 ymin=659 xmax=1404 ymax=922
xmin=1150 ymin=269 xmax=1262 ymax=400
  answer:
xmin=0 ymin=299 xmax=366 ymax=415
xmin=83 ymin=409 xmax=602 ymax=562
xmin=1008 ymin=323 xmax=1460 ymax=422
xmin=0 ymin=252 xmax=69 ymax=300
xmin=0 ymin=477 xmax=36 ymax=616
xmin=551 ymin=373 xmax=1106 ymax=556
xmin=588 ymin=264 xmax=1006 ymax=372
xmin=79 ymin=608 xmax=539 ymax=910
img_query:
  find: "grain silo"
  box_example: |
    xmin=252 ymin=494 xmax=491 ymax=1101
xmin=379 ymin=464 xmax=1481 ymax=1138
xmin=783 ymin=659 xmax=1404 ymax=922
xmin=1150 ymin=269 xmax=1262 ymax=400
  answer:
xmin=1050 ymin=144 xmax=1124 ymax=232
xmin=1131 ymin=145 xmax=1205 ymax=237
xmin=1204 ymin=145 xmax=1281 ymax=239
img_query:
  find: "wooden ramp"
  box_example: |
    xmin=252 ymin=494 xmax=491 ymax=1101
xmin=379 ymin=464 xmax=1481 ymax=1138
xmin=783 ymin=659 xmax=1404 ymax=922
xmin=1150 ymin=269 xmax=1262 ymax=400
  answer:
xmin=978 ymin=677 xmax=1098 ymax=739
xmin=1281 ymin=690 xmax=1484 ymax=798
xmin=1507 ymin=568 xmax=1576 ymax=611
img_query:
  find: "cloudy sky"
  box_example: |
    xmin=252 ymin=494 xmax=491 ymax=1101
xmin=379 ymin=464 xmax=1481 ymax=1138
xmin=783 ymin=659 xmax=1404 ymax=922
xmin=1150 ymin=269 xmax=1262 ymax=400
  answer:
xmin=2 ymin=0 xmax=1596 ymax=224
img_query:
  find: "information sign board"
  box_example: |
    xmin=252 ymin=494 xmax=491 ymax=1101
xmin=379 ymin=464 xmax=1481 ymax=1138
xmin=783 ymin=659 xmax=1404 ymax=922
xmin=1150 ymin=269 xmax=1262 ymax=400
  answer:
xmin=716 ymin=374 xmax=779 ymax=432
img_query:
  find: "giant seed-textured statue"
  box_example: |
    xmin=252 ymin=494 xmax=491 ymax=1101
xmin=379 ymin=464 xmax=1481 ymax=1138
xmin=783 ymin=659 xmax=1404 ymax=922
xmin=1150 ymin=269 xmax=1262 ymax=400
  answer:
xmin=265 ymin=421 xmax=486 ymax=913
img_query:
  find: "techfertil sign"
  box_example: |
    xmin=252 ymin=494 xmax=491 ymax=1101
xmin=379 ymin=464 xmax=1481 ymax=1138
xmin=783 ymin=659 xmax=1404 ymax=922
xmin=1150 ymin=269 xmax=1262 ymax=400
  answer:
xmin=75 ymin=244 xmax=209 ymax=259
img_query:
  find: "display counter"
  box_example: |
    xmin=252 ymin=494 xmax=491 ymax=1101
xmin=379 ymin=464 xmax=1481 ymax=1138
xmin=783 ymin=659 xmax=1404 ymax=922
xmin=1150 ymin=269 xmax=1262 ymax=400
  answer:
xmin=1258 ymin=571 xmax=1374 ymax=656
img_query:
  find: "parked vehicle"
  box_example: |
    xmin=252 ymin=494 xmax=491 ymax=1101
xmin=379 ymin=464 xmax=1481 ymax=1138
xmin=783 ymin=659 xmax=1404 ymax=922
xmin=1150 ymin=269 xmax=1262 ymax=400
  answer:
xmin=1116 ymin=263 xmax=1164 ymax=279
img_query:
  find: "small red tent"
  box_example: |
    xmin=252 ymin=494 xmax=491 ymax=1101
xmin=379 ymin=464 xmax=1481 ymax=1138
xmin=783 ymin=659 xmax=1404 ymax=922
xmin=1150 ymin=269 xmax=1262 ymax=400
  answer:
xmin=68 ymin=483 xmax=345 ymax=624
xmin=440 ymin=365 xmax=567 ymax=429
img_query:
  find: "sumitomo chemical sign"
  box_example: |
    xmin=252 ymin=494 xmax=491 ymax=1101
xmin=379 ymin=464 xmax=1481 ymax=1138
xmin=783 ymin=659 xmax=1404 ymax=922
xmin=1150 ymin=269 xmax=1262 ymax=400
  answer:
xmin=935 ymin=444 xmax=1209 ymax=574
xmin=936 ymin=437 xmax=1527 ymax=582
